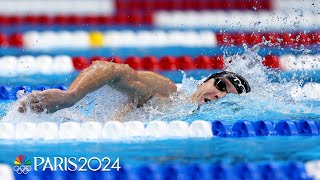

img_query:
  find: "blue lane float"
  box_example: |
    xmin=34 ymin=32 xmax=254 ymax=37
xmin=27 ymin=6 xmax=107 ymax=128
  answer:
xmin=231 ymin=121 xmax=256 ymax=137
xmin=253 ymin=120 xmax=276 ymax=136
xmin=211 ymin=120 xmax=232 ymax=137
xmin=297 ymin=120 xmax=319 ymax=136
xmin=211 ymin=120 xmax=320 ymax=137
xmin=13 ymin=162 xmax=311 ymax=180
xmin=0 ymin=85 xmax=67 ymax=100
xmin=275 ymin=120 xmax=299 ymax=136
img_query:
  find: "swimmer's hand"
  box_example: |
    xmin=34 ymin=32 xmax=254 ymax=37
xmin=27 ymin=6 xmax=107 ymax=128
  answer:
xmin=18 ymin=89 xmax=75 ymax=113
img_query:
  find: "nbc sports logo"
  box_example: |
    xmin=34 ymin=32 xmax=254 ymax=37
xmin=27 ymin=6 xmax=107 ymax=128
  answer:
xmin=13 ymin=155 xmax=32 ymax=174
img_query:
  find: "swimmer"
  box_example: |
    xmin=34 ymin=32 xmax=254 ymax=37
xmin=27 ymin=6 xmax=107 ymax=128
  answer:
xmin=18 ymin=61 xmax=250 ymax=114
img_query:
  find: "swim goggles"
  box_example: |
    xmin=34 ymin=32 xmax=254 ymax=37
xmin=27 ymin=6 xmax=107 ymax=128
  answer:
xmin=212 ymin=76 xmax=228 ymax=93
xmin=204 ymin=71 xmax=251 ymax=94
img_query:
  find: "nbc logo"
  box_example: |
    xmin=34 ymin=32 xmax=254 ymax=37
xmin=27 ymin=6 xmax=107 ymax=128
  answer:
xmin=13 ymin=155 xmax=32 ymax=174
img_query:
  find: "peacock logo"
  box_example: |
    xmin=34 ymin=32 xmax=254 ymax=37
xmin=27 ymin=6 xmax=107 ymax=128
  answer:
xmin=13 ymin=155 xmax=32 ymax=174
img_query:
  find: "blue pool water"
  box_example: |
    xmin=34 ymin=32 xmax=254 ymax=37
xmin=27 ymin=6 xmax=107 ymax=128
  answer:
xmin=1 ymin=136 xmax=320 ymax=165
xmin=1 ymin=70 xmax=319 ymax=122
xmin=0 ymin=53 xmax=320 ymax=167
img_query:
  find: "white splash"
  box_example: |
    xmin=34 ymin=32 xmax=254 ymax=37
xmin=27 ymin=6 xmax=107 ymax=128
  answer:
xmin=2 ymin=85 xmax=130 ymax=123
xmin=194 ymin=44 xmax=319 ymax=122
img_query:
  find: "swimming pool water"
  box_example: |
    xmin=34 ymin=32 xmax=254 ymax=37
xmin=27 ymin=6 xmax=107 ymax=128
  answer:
xmin=0 ymin=67 xmax=319 ymax=165
xmin=1 ymin=136 xmax=320 ymax=165
xmin=1 ymin=69 xmax=319 ymax=121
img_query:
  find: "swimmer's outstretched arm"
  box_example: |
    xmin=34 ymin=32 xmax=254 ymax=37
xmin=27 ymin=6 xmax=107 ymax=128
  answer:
xmin=66 ymin=61 xmax=133 ymax=103
xmin=67 ymin=61 xmax=176 ymax=103
xmin=19 ymin=61 xmax=177 ymax=113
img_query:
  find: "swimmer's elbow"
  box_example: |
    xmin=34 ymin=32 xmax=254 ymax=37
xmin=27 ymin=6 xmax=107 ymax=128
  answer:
xmin=117 ymin=64 xmax=137 ymax=79
xmin=90 ymin=61 xmax=136 ymax=79
xmin=168 ymin=82 xmax=177 ymax=93
xmin=161 ymin=81 xmax=177 ymax=97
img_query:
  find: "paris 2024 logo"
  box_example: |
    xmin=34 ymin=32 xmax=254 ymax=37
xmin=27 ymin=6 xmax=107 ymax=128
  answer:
xmin=13 ymin=155 xmax=32 ymax=174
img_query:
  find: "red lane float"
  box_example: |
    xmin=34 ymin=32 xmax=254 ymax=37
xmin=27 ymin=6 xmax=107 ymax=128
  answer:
xmin=310 ymin=32 xmax=320 ymax=44
xmin=216 ymin=32 xmax=320 ymax=46
xmin=263 ymin=55 xmax=280 ymax=69
xmin=71 ymin=55 xmax=284 ymax=71
xmin=125 ymin=56 xmax=143 ymax=70
xmin=142 ymin=56 xmax=160 ymax=71
xmin=231 ymin=33 xmax=246 ymax=46
xmin=106 ymin=56 xmax=123 ymax=64
xmin=246 ymin=32 xmax=262 ymax=46
xmin=115 ymin=0 xmax=271 ymax=11
xmin=294 ymin=32 xmax=310 ymax=45
xmin=211 ymin=55 xmax=225 ymax=69
xmin=177 ymin=56 xmax=195 ymax=70
xmin=280 ymin=32 xmax=294 ymax=46
xmin=216 ymin=33 xmax=232 ymax=46
xmin=24 ymin=15 xmax=53 ymax=25
xmin=72 ymin=56 xmax=89 ymax=70
xmin=3 ymin=54 xmax=318 ymax=76
xmin=0 ymin=33 xmax=8 ymax=47
xmin=0 ymin=14 xmax=153 ymax=26
xmin=262 ymin=32 xmax=278 ymax=45
xmin=71 ymin=55 xmax=228 ymax=71
xmin=194 ymin=56 xmax=212 ymax=69
xmin=8 ymin=33 xmax=24 ymax=47
xmin=159 ymin=56 xmax=177 ymax=70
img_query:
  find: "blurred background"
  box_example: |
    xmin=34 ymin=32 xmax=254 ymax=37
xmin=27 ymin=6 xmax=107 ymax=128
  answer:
xmin=0 ymin=1 xmax=320 ymax=179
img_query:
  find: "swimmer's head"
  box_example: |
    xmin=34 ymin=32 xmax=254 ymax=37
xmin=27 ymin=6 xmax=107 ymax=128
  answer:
xmin=191 ymin=71 xmax=251 ymax=105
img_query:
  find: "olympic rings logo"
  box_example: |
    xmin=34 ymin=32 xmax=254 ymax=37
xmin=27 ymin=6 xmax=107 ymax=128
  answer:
xmin=13 ymin=165 xmax=32 ymax=174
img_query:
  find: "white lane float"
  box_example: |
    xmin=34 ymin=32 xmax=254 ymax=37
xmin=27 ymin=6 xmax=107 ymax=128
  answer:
xmin=37 ymin=122 xmax=59 ymax=140
xmin=189 ymin=120 xmax=213 ymax=138
xmin=0 ymin=122 xmax=15 ymax=139
xmin=59 ymin=122 xmax=81 ymax=140
xmin=167 ymin=120 xmax=190 ymax=137
xmin=81 ymin=122 xmax=102 ymax=140
xmin=15 ymin=122 xmax=37 ymax=139
xmin=102 ymin=121 xmax=126 ymax=140
xmin=154 ymin=10 xmax=318 ymax=30
xmin=305 ymin=160 xmax=320 ymax=180
xmin=145 ymin=120 xmax=169 ymax=138
xmin=123 ymin=121 xmax=145 ymax=137
xmin=0 ymin=164 xmax=14 ymax=180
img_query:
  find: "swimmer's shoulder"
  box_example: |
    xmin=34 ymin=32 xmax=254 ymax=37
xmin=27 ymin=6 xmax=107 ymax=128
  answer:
xmin=137 ymin=71 xmax=177 ymax=97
